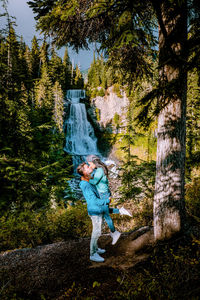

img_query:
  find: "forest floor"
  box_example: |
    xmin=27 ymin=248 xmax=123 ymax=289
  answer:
xmin=0 ymin=226 xmax=154 ymax=299
xmin=0 ymin=221 xmax=200 ymax=300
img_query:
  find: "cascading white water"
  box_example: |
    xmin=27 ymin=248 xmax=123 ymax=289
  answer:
xmin=64 ymin=89 xmax=99 ymax=170
xmin=63 ymin=89 xmax=118 ymax=202
xmin=66 ymin=89 xmax=85 ymax=102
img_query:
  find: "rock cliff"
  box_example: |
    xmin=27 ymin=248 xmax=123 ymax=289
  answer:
xmin=88 ymin=86 xmax=129 ymax=131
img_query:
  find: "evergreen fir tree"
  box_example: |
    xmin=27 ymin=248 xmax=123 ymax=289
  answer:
xmin=0 ymin=7 xmax=72 ymax=213
xmin=24 ymin=45 xmax=32 ymax=78
xmin=63 ymin=47 xmax=72 ymax=90
xmin=53 ymin=81 xmax=64 ymax=132
xmin=34 ymin=62 xmax=53 ymax=109
xmin=49 ymin=48 xmax=65 ymax=89
xmin=39 ymin=40 xmax=49 ymax=66
xmin=73 ymin=64 xmax=84 ymax=89
xmin=186 ymin=68 xmax=200 ymax=178
xmin=6 ymin=23 xmax=21 ymax=88
xmin=0 ymin=37 xmax=8 ymax=90
xmin=31 ymin=36 xmax=40 ymax=79
xmin=18 ymin=36 xmax=29 ymax=85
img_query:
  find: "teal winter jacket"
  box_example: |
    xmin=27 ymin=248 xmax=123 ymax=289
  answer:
xmin=79 ymin=180 xmax=108 ymax=215
xmin=89 ymin=167 xmax=109 ymax=193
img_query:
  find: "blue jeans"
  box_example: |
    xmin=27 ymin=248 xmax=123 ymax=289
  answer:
xmin=99 ymin=192 xmax=119 ymax=233
xmin=90 ymin=215 xmax=103 ymax=256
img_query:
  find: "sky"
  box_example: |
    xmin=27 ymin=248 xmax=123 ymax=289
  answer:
xmin=1 ymin=0 xmax=94 ymax=71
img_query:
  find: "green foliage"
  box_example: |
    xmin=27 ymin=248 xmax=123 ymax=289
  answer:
xmin=112 ymin=239 xmax=200 ymax=300
xmin=113 ymin=83 xmax=123 ymax=98
xmin=185 ymin=178 xmax=200 ymax=217
xmin=87 ymin=54 xmax=124 ymax=92
xmin=116 ymin=92 xmax=157 ymax=202
xmin=90 ymin=88 xmax=98 ymax=98
xmin=30 ymin=35 xmax=40 ymax=79
xmin=113 ymin=112 xmax=121 ymax=133
xmin=49 ymin=48 xmax=65 ymax=88
xmin=63 ymin=47 xmax=72 ymax=90
xmin=186 ymin=69 xmax=200 ymax=179
xmin=0 ymin=22 xmax=74 ymax=214
xmin=52 ymin=81 xmax=64 ymax=132
xmin=34 ymin=63 xmax=53 ymax=108
xmin=97 ymin=88 xmax=105 ymax=97
xmin=113 ymin=113 xmax=120 ymax=126
xmin=87 ymin=54 xmax=105 ymax=89
xmin=0 ymin=202 xmax=91 ymax=251
xmin=63 ymin=282 xmax=83 ymax=299
xmin=28 ymin=0 xmax=156 ymax=82
xmin=95 ymin=107 xmax=100 ymax=122
xmin=119 ymin=157 xmax=156 ymax=202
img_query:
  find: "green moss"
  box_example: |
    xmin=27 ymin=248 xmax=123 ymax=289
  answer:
xmin=95 ymin=107 xmax=100 ymax=121
xmin=113 ymin=83 xmax=123 ymax=98
xmin=90 ymin=88 xmax=98 ymax=98
xmin=97 ymin=88 xmax=105 ymax=97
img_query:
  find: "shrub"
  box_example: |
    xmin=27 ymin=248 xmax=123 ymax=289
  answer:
xmin=0 ymin=202 xmax=91 ymax=251
xmin=95 ymin=108 xmax=100 ymax=121
xmin=185 ymin=178 xmax=200 ymax=217
xmin=119 ymin=158 xmax=156 ymax=202
xmin=112 ymin=238 xmax=200 ymax=300
xmin=97 ymin=88 xmax=105 ymax=97
xmin=113 ymin=83 xmax=123 ymax=98
xmin=109 ymin=197 xmax=153 ymax=234
xmin=90 ymin=88 xmax=98 ymax=98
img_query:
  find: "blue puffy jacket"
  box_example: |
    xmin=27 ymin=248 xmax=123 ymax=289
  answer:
xmin=79 ymin=180 xmax=109 ymax=216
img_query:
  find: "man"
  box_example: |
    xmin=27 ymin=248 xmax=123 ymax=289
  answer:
xmin=77 ymin=162 xmax=121 ymax=262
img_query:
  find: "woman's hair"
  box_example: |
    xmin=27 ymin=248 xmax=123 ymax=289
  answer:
xmin=86 ymin=155 xmax=108 ymax=176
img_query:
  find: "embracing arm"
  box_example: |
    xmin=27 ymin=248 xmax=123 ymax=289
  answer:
xmin=89 ymin=168 xmax=104 ymax=186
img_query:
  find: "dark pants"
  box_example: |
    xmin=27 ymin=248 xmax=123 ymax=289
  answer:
xmin=99 ymin=192 xmax=119 ymax=233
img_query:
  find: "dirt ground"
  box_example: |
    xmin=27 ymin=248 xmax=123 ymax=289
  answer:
xmin=0 ymin=226 xmax=154 ymax=299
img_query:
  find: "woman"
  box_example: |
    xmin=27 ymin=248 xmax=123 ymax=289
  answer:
xmin=86 ymin=155 xmax=132 ymax=245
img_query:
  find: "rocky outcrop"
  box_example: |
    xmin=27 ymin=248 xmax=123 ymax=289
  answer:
xmin=88 ymin=86 xmax=129 ymax=131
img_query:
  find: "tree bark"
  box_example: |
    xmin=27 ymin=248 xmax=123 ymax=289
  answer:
xmin=154 ymin=0 xmax=187 ymax=241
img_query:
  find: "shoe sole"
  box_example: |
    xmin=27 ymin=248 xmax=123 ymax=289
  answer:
xmin=90 ymin=258 xmax=104 ymax=262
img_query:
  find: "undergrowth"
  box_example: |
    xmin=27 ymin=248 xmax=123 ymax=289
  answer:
xmin=0 ymin=202 xmax=91 ymax=252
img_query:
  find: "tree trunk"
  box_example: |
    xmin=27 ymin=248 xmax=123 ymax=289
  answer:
xmin=154 ymin=0 xmax=187 ymax=241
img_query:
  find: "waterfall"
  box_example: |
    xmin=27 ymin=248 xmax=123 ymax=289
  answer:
xmin=63 ymin=89 xmax=118 ymax=202
xmin=64 ymin=89 xmax=99 ymax=170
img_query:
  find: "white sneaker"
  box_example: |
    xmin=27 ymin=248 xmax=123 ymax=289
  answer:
xmin=110 ymin=230 xmax=121 ymax=245
xmin=90 ymin=252 xmax=104 ymax=262
xmin=119 ymin=207 xmax=132 ymax=217
xmin=97 ymin=248 xmax=106 ymax=254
